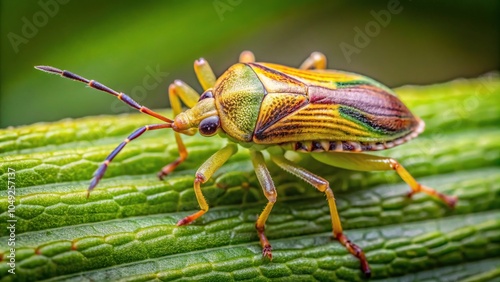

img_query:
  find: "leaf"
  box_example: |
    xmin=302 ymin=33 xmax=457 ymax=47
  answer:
xmin=0 ymin=74 xmax=499 ymax=281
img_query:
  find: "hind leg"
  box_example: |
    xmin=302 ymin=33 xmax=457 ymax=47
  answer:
xmin=311 ymin=152 xmax=457 ymax=207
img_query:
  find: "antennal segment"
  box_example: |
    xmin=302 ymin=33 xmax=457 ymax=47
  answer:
xmin=35 ymin=66 xmax=173 ymax=123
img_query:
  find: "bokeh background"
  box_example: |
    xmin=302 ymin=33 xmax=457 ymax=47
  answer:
xmin=1 ymin=0 xmax=498 ymax=128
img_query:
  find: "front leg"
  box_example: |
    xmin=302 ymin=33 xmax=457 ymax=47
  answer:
xmin=157 ymin=80 xmax=199 ymax=179
xmin=158 ymin=58 xmax=218 ymax=179
xmin=177 ymin=143 xmax=238 ymax=225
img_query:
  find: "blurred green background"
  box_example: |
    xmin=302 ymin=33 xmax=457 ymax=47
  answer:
xmin=1 ymin=0 xmax=498 ymax=128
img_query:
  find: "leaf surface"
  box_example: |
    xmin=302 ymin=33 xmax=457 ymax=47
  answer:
xmin=0 ymin=75 xmax=499 ymax=281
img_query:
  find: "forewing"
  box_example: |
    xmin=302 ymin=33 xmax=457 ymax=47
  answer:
xmin=251 ymin=63 xmax=419 ymax=144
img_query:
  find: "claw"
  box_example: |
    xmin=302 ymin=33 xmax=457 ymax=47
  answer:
xmin=177 ymin=210 xmax=206 ymax=226
xmin=157 ymin=171 xmax=167 ymax=180
xmin=407 ymin=187 xmax=458 ymax=209
xmin=157 ymin=160 xmax=182 ymax=181
xmin=441 ymin=194 xmax=458 ymax=208
xmin=336 ymin=233 xmax=371 ymax=278
xmin=176 ymin=217 xmax=190 ymax=226
xmin=262 ymin=244 xmax=273 ymax=260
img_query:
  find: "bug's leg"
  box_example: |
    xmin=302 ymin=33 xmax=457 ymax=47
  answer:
xmin=34 ymin=66 xmax=173 ymax=123
xmin=250 ymin=150 xmax=277 ymax=260
xmin=194 ymin=58 xmax=217 ymax=91
xmin=88 ymin=123 xmax=171 ymax=196
xmin=157 ymin=80 xmax=200 ymax=179
xmin=239 ymin=50 xmax=255 ymax=63
xmin=177 ymin=143 xmax=238 ymax=226
xmin=271 ymin=154 xmax=371 ymax=278
xmin=299 ymin=52 xmax=327 ymax=70
xmin=158 ymin=58 xmax=217 ymax=179
xmin=311 ymin=152 xmax=458 ymax=207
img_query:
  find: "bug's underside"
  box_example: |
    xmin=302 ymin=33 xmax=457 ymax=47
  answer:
xmin=280 ymin=120 xmax=423 ymax=153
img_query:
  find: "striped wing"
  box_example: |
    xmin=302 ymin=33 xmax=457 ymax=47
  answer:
xmin=249 ymin=63 xmax=421 ymax=144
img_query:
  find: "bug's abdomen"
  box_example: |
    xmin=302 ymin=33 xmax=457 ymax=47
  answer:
xmin=249 ymin=63 xmax=422 ymax=149
xmin=253 ymin=87 xmax=421 ymax=146
xmin=309 ymin=84 xmax=420 ymax=138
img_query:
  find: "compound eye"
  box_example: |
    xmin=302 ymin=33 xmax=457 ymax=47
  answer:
xmin=198 ymin=116 xmax=220 ymax=136
xmin=198 ymin=90 xmax=214 ymax=101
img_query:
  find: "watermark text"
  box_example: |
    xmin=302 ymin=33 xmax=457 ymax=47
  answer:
xmin=111 ymin=65 xmax=169 ymax=113
xmin=6 ymin=168 xmax=16 ymax=275
xmin=7 ymin=0 xmax=70 ymax=53
xmin=213 ymin=0 xmax=243 ymax=21
xmin=340 ymin=0 xmax=403 ymax=63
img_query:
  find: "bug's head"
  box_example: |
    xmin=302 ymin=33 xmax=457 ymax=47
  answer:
xmin=172 ymin=89 xmax=221 ymax=137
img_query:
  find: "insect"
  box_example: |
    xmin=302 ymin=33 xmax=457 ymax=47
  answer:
xmin=35 ymin=51 xmax=457 ymax=278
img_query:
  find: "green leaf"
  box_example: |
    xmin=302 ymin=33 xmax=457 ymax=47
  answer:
xmin=0 ymin=75 xmax=499 ymax=281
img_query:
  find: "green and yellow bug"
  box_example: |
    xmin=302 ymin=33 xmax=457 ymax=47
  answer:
xmin=35 ymin=51 xmax=457 ymax=277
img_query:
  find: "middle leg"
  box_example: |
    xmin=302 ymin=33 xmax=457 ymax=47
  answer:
xmin=250 ymin=150 xmax=277 ymax=259
xmin=271 ymin=154 xmax=371 ymax=278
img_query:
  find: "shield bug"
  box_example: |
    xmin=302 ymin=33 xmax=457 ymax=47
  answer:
xmin=35 ymin=51 xmax=457 ymax=278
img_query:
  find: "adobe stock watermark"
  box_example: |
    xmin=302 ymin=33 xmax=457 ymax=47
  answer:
xmin=213 ymin=0 xmax=243 ymax=21
xmin=413 ymin=74 xmax=497 ymax=157
xmin=340 ymin=0 xmax=404 ymax=63
xmin=7 ymin=0 xmax=70 ymax=54
xmin=377 ymin=74 xmax=498 ymax=186
xmin=111 ymin=65 xmax=170 ymax=113
xmin=6 ymin=168 xmax=16 ymax=275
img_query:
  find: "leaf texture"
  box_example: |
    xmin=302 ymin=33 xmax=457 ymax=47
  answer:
xmin=0 ymin=75 xmax=499 ymax=281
